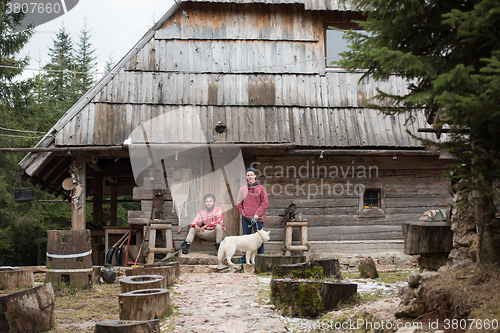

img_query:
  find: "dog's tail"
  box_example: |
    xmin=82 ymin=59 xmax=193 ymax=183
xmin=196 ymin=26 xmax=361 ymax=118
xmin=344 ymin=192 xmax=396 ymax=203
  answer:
xmin=217 ymin=240 xmax=225 ymax=263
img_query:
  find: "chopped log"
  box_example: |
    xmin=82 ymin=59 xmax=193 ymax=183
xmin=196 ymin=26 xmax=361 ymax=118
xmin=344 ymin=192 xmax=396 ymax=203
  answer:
xmin=119 ymin=289 xmax=169 ymax=321
xmin=0 ymin=269 xmax=34 ymax=289
xmin=310 ymin=259 xmax=342 ymax=280
xmin=126 ymin=266 xmax=175 ymax=287
xmin=255 ymin=255 xmax=306 ymax=273
xmin=144 ymin=261 xmax=180 ymax=278
xmin=273 ymin=263 xmax=309 ymax=278
xmin=0 ymin=283 xmax=55 ymax=332
xmin=270 ymin=278 xmax=324 ymax=318
xmin=120 ymin=275 xmax=165 ymax=293
xmin=321 ymin=282 xmax=357 ymax=309
xmin=95 ymin=319 xmax=160 ymax=333
xmin=402 ymin=222 xmax=453 ymax=255
xmin=273 ymin=259 xmax=342 ymax=280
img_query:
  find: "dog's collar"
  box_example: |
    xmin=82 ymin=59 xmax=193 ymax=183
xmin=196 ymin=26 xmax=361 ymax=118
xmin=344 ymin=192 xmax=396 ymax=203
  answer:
xmin=257 ymin=230 xmax=263 ymax=240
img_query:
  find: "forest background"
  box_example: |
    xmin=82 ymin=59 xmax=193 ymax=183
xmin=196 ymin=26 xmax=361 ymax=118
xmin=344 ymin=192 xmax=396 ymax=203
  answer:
xmin=0 ymin=2 xmax=137 ymax=266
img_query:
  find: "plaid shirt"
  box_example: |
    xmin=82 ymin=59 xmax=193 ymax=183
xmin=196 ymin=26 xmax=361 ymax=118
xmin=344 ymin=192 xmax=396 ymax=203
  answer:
xmin=236 ymin=181 xmax=268 ymax=222
xmin=190 ymin=206 xmax=225 ymax=231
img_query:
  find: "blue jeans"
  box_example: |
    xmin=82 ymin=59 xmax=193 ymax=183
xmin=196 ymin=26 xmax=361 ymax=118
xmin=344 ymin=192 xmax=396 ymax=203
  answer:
xmin=241 ymin=216 xmax=264 ymax=255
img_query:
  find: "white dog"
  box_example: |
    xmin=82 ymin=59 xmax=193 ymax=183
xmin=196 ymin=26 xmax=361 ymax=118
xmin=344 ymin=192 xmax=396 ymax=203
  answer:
xmin=217 ymin=229 xmax=270 ymax=269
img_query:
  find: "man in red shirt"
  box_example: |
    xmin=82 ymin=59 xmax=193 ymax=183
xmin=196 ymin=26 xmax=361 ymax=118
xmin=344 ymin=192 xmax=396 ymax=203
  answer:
xmin=181 ymin=194 xmax=225 ymax=255
xmin=236 ymin=167 xmax=269 ymax=263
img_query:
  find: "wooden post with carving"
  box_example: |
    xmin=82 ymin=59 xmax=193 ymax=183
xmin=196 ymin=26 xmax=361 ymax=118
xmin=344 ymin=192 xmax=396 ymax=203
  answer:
xmin=71 ymin=155 xmax=86 ymax=230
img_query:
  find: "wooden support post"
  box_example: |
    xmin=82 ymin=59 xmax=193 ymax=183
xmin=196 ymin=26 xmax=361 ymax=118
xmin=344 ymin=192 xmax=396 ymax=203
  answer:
xmin=147 ymin=225 xmax=156 ymax=264
xmin=284 ymin=225 xmax=293 ymax=256
xmin=71 ymin=155 xmax=86 ymax=230
xmin=283 ymin=221 xmax=309 ymax=257
xmin=110 ymin=185 xmax=118 ymax=226
xmin=93 ymin=176 xmax=102 ymax=226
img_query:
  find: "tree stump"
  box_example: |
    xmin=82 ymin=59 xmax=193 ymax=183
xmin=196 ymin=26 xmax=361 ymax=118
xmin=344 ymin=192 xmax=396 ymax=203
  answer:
xmin=126 ymin=266 xmax=175 ymax=287
xmin=270 ymin=279 xmax=324 ymax=318
xmin=0 ymin=283 xmax=55 ymax=332
xmin=144 ymin=261 xmax=180 ymax=278
xmin=321 ymin=282 xmax=357 ymax=309
xmin=120 ymin=275 xmax=165 ymax=293
xmin=402 ymin=222 xmax=453 ymax=255
xmin=119 ymin=289 xmax=169 ymax=321
xmin=0 ymin=269 xmax=34 ymax=289
xmin=273 ymin=263 xmax=310 ymax=278
xmin=310 ymin=259 xmax=342 ymax=280
xmin=94 ymin=319 xmax=160 ymax=333
xmin=255 ymin=255 xmax=306 ymax=273
xmin=273 ymin=259 xmax=342 ymax=280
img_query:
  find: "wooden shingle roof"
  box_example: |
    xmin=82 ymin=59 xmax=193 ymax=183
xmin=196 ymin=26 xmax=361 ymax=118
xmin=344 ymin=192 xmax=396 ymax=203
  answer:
xmin=20 ymin=0 xmax=434 ymax=186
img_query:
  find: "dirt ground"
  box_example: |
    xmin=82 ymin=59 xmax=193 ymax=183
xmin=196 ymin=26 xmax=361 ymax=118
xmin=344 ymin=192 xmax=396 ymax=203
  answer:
xmin=161 ymin=272 xmax=287 ymax=332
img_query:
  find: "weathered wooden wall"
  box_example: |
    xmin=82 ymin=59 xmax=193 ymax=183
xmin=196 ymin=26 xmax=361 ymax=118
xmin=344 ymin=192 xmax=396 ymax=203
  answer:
xmin=53 ymin=2 xmax=434 ymax=148
xmin=256 ymin=155 xmax=453 ymax=254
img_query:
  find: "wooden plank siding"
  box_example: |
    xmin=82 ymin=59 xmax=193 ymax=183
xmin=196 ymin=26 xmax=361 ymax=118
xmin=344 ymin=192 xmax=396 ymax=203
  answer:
xmin=92 ymin=73 xmax=408 ymax=107
xmin=55 ymin=104 xmax=434 ymax=147
xmin=254 ymin=155 xmax=453 ymax=250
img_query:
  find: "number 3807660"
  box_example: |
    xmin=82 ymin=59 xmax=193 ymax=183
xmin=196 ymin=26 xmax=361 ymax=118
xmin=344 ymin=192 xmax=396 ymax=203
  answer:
xmin=6 ymin=2 xmax=62 ymax=14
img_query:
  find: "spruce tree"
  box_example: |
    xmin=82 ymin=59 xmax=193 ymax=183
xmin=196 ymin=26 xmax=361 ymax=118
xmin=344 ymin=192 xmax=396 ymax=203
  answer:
xmin=74 ymin=18 xmax=97 ymax=96
xmin=340 ymin=0 xmax=500 ymax=266
xmin=104 ymin=52 xmax=115 ymax=73
xmin=43 ymin=24 xmax=75 ymax=118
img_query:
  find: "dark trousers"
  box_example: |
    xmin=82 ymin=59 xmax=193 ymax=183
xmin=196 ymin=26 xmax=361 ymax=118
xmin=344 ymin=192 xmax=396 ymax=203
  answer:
xmin=241 ymin=216 xmax=264 ymax=254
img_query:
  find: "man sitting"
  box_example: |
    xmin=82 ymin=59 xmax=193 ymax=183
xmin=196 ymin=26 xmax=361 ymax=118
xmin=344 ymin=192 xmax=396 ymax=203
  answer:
xmin=180 ymin=194 xmax=225 ymax=255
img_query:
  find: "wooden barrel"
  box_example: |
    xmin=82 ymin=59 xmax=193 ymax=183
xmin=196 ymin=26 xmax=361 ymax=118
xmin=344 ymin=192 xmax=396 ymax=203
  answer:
xmin=0 ymin=283 xmax=55 ymax=332
xmin=94 ymin=319 xmax=160 ymax=333
xmin=0 ymin=269 xmax=34 ymax=289
xmin=119 ymin=289 xmax=169 ymax=321
xmin=120 ymin=275 xmax=165 ymax=293
xmin=46 ymin=230 xmax=93 ymax=288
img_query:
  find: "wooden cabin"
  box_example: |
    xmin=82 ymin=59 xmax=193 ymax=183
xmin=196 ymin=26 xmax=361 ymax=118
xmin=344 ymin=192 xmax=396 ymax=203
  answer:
xmin=20 ymin=0 xmax=453 ymax=264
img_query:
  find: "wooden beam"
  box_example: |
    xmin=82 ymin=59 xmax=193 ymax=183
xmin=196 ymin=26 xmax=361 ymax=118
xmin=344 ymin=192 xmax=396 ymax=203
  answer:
xmin=71 ymin=155 xmax=87 ymax=230
xmin=0 ymin=146 xmax=125 ymax=152
xmin=110 ymin=185 xmax=118 ymax=227
xmin=287 ymin=149 xmax=441 ymax=156
xmin=93 ymin=176 xmax=103 ymax=226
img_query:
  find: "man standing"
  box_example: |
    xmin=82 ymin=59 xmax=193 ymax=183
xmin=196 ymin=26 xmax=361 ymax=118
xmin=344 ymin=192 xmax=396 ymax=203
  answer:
xmin=236 ymin=167 xmax=269 ymax=263
xmin=180 ymin=194 xmax=225 ymax=255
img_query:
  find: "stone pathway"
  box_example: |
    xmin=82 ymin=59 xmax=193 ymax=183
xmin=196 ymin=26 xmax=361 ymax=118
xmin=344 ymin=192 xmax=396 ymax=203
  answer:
xmin=161 ymin=272 xmax=287 ymax=333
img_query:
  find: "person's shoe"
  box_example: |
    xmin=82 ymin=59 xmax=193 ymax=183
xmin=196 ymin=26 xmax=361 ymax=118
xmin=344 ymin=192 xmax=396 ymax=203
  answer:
xmin=237 ymin=256 xmax=246 ymax=264
xmin=214 ymin=243 xmax=220 ymax=256
xmin=181 ymin=241 xmax=190 ymax=254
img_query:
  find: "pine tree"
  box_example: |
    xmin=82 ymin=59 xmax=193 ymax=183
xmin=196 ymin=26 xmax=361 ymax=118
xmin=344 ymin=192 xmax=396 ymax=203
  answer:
xmin=74 ymin=18 xmax=97 ymax=96
xmin=340 ymin=0 xmax=500 ymax=267
xmin=43 ymin=24 xmax=76 ymax=117
xmin=104 ymin=51 xmax=115 ymax=73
